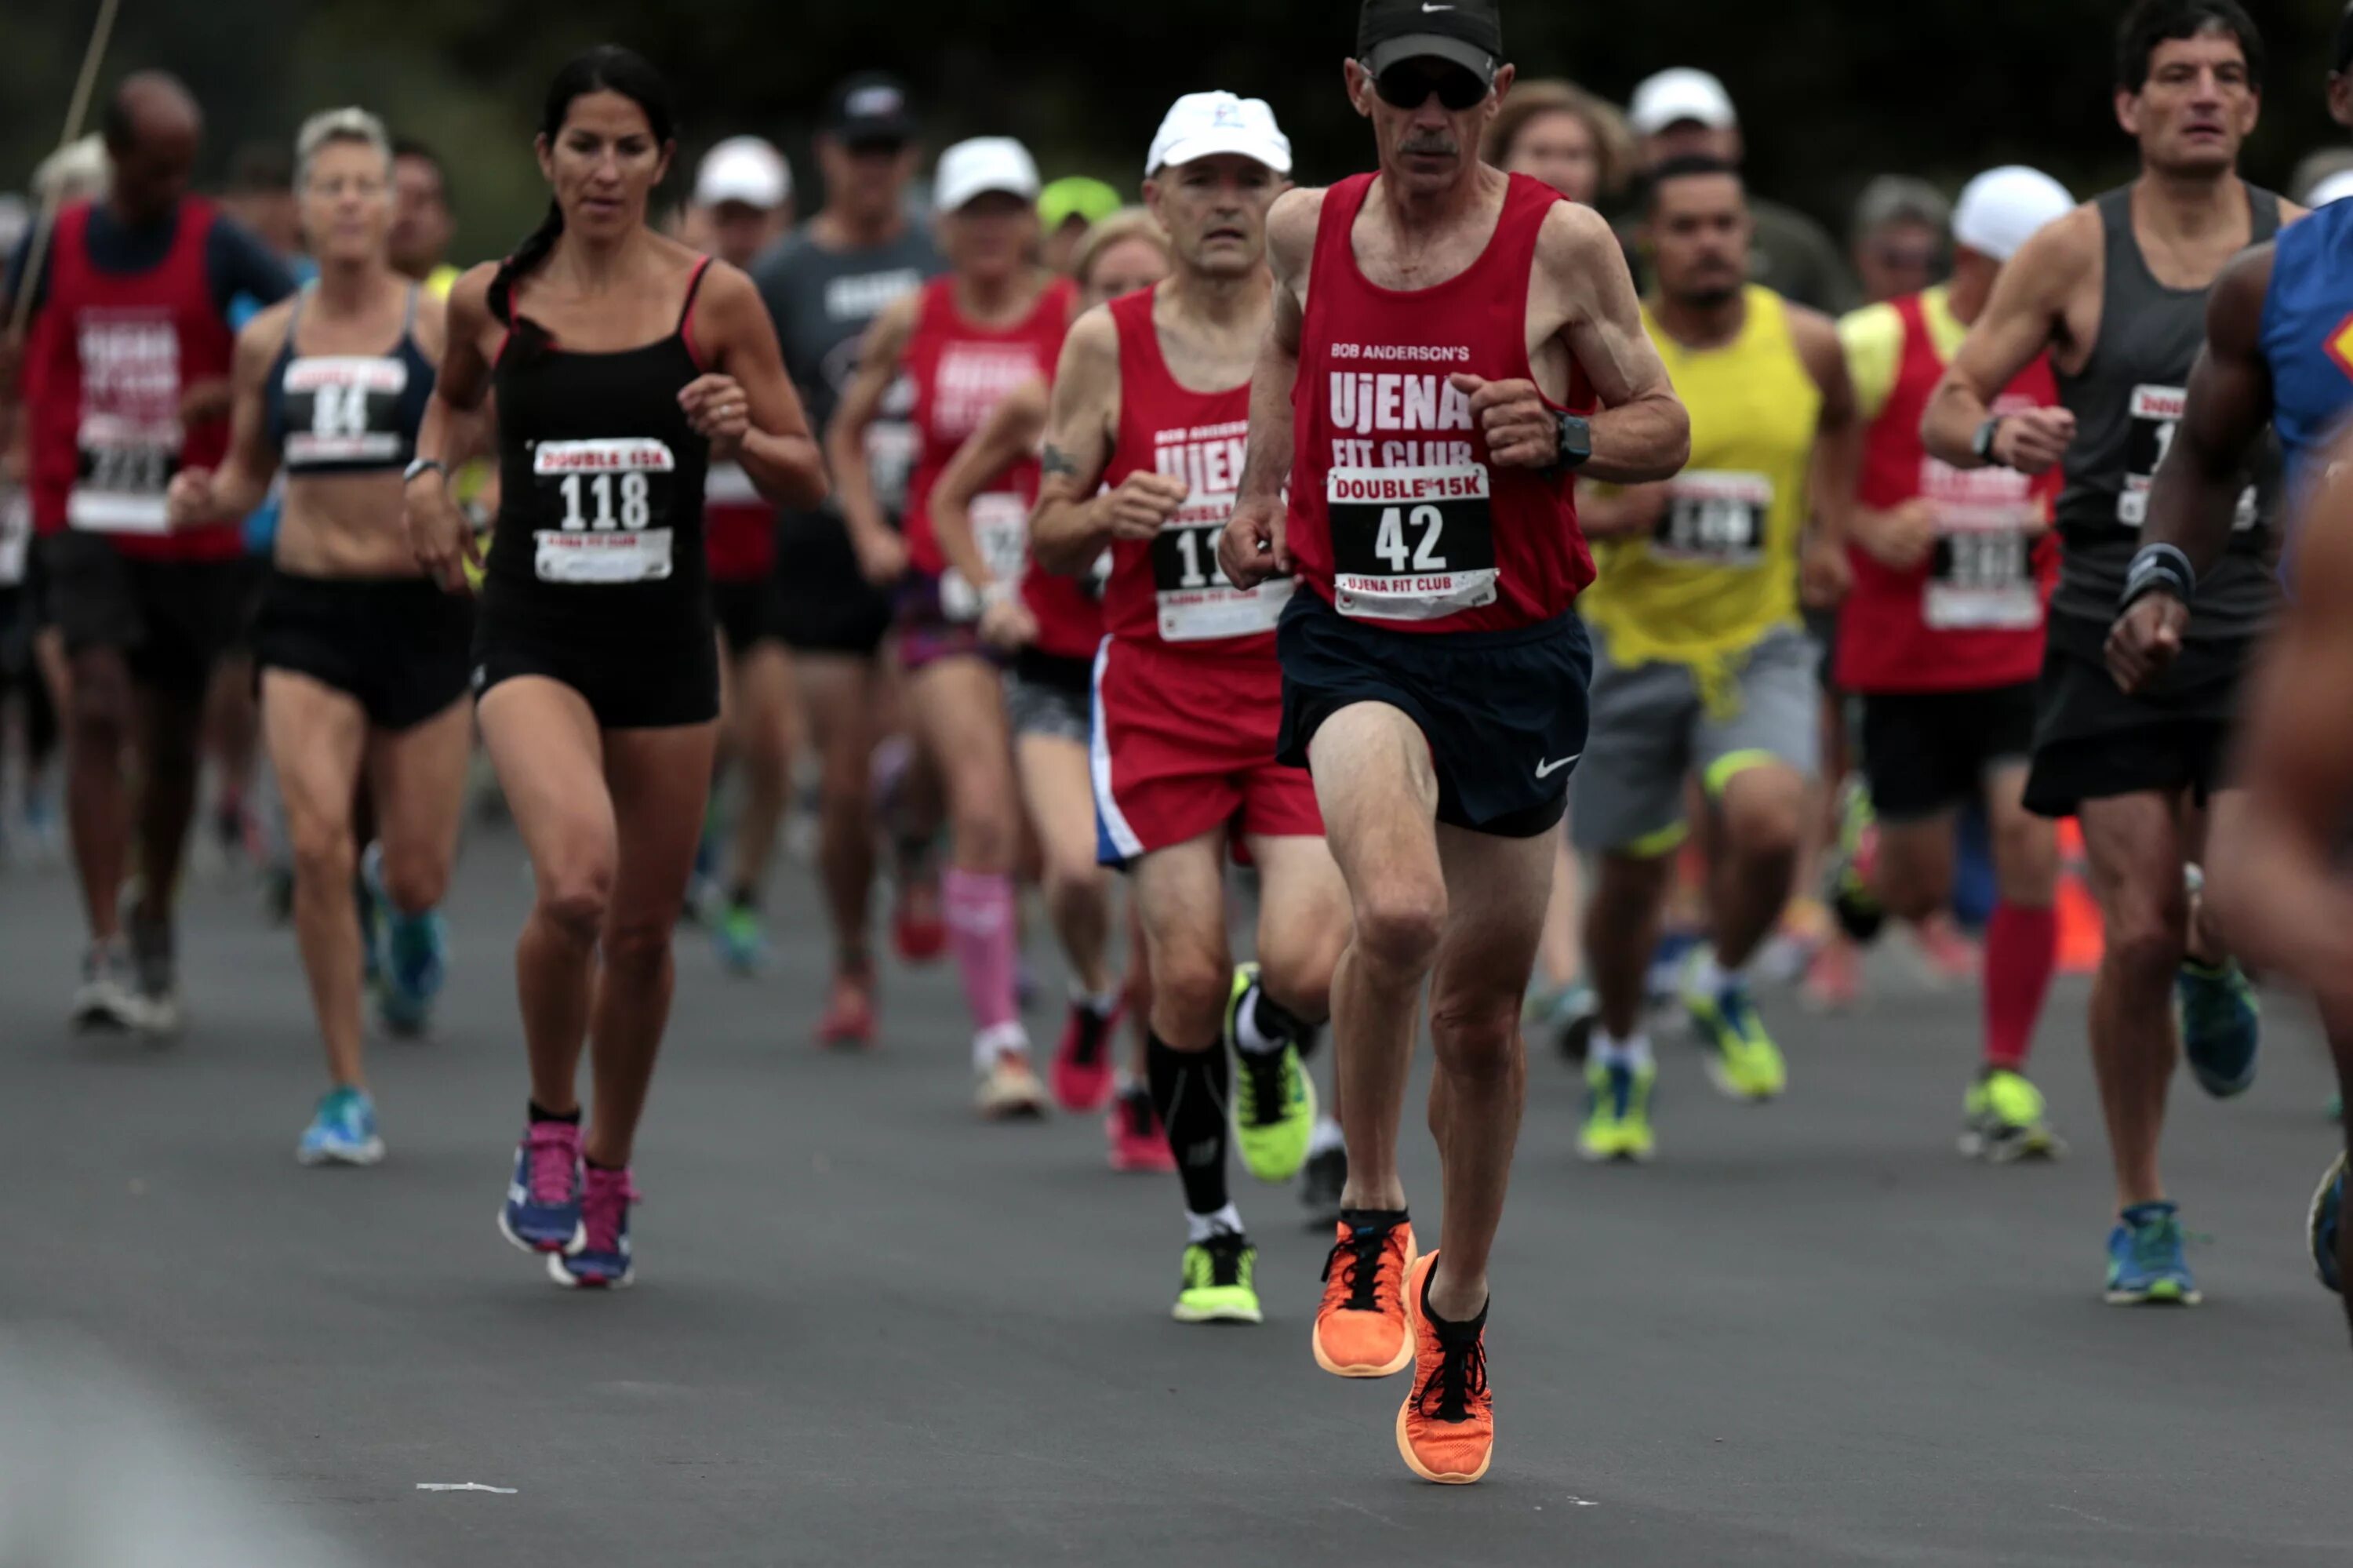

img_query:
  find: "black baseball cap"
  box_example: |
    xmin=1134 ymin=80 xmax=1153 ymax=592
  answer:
xmin=1357 ymin=0 xmax=1504 ymax=82
xmin=824 ymin=72 xmax=918 ymax=144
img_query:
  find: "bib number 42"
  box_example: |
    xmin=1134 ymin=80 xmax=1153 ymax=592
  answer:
xmin=1373 ymin=504 xmax=1448 ymax=573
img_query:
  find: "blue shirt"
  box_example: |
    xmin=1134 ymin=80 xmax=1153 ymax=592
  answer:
xmin=2258 ymin=196 xmax=2353 ymax=574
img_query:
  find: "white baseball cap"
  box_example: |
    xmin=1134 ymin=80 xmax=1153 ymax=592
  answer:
xmin=1951 ymin=166 xmax=2075 ymax=263
xmin=2309 ymin=169 xmax=2353 ymax=209
xmin=934 ymin=136 xmax=1042 ymax=213
xmin=1627 ymin=68 xmax=1738 ymax=136
xmin=1147 ymin=92 xmax=1293 ymax=177
xmin=696 ymin=136 xmax=791 ymax=210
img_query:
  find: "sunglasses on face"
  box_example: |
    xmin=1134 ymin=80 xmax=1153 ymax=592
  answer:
xmin=1369 ymin=60 xmax=1491 ymax=112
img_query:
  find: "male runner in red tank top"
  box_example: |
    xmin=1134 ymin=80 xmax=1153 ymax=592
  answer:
xmin=1219 ymin=0 xmax=1687 ymax=1483
xmin=9 ymin=72 xmax=296 ymax=1035
xmin=1031 ymin=92 xmax=1351 ymax=1329
xmin=1829 ymin=166 xmax=2077 ymax=1163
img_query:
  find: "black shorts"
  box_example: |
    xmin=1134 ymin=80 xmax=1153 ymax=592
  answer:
xmin=771 ymin=509 xmax=892 ymax=658
xmin=711 ymin=578 xmax=773 ymax=657
xmin=1858 ymin=682 xmax=2036 ymax=823
xmin=1275 ymin=589 xmax=1591 ymax=839
xmin=227 ymin=553 xmax=271 ymax=650
xmin=38 ymin=533 xmax=247 ymax=704
xmin=2022 ymin=613 xmax=2251 ymax=820
xmin=254 ymin=572 xmax=474 ymax=731
xmin=473 ymin=607 xmax=719 ymax=730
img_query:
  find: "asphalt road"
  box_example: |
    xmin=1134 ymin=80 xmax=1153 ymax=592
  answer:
xmin=2 ymin=828 xmax=2347 ymax=1566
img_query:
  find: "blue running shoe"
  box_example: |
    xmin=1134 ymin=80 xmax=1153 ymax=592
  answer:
xmin=2105 ymin=1200 xmax=2201 ymax=1305
xmin=550 ymin=1165 xmax=637 ymax=1288
xmin=296 ymin=1086 xmax=384 ymax=1166
xmin=712 ymin=900 xmax=766 ymax=977
xmin=2310 ymin=1153 xmax=2345 ymax=1295
xmin=365 ymin=843 xmax=446 ymax=1037
xmin=2177 ymin=959 xmax=2259 ymax=1098
xmin=500 ymin=1120 xmax=585 ymax=1255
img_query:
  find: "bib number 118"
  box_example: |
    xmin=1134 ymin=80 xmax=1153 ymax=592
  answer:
xmin=558 ymin=471 xmax=652 ymax=530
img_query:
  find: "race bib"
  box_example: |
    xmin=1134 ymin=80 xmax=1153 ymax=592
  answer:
xmin=2119 ymin=384 xmax=2256 ymax=529
xmin=531 ymin=438 xmax=677 ymax=584
xmin=282 ymin=356 xmax=408 ymax=467
xmin=1328 ymin=464 xmax=1497 ymax=620
xmin=1149 ymin=492 xmax=1291 ymax=642
xmin=70 ymin=413 xmax=178 ymax=534
xmin=1654 ymin=471 xmax=1769 ymax=566
xmin=1926 ymin=523 xmax=2038 ymax=630
xmin=939 ymin=492 xmax=1029 ymax=621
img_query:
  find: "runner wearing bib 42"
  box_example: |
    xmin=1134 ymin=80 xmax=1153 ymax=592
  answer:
xmin=1221 ymin=0 xmax=1689 ymax=1483
xmin=1832 ymin=165 xmax=2077 ymax=1166
xmin=1569 ymin=158 xmax=1854 ymax=1154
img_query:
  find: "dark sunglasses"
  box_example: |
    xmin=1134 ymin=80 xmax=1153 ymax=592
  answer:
xmin=1369 ymin=60 xmax=1491 ymax=112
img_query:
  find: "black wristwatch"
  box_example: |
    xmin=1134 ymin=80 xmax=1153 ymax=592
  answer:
xmin=1553 ymin=412 xmax=1593 ymax=471
xmin=1972 ymin=417 xmax=2007 ymax=467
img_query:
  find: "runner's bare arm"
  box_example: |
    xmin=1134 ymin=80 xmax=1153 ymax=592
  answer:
xmin=1922 ymin=208 xmax=2091 ymax=471
xmin=1546 ymin=203 xmax=1685 ymax=484
xmin=1798 ymin=299 xmax=1854 ymax=562
xmin=1029 ymin=305 xmax=1127 ymax=575
xmin=1221 ymin=189 xmax=1318 ymax=588
xmin=167 ymin=304 xmax=287 ymax=525
xmin=825 ymin=291 xmax=920 ymax=584
xmin=2206 ymin=438 xmax=2353 ymax=1009
xmin=686 ymin=264 xmax=827 ymax=509
xmin=406 ymin=263 xmax=499 ymax=593
xmin=932 ymin=376 xmax=1047 ymax=593
xmin=2142 ymin=247 xmax=2271 ymax=577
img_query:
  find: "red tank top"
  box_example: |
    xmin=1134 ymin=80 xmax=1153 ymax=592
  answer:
xmin=902 ymin=273 xmax=1076 ymax=577
xmin=1286 ymin=173 xmax=1592 ymax=635
xmin=1100 ymin=287 xmax=1289 ymax=656
xmin=27 ymin=198 xmax=240 ymax=562
xmin=701 ymin=460 xmax=775 ymax=582
xmin=1835 ymin=290 xmax=2060 ymax=693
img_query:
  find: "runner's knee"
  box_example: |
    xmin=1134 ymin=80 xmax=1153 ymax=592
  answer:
xmin=1429 ymin=989 xmax=1522 ymax=1079
xmin=535 ymin=859 xmax=614 ymax=945
xmin=1351 ymin=878 xmax=1446 ymax=977
xmin=380 ymin=842 xmax=449 ymax=913
xmin=1716 ymin=764 xmax=1805 ymax=864
xmin=287 ymin=812 xmax=355 ymax=892
xmin=599 ymin=912 xmax=673 ymax=980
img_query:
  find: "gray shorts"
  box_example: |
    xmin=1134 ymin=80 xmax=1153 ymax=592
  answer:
xmin=1006 ymin=668 xmax=1091 ymax=744
xmin=1569 ymin=624 xmax=1820 ymax=854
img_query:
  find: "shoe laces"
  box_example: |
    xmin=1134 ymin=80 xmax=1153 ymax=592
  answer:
xmin=1071 ymin=1002 xmax=1112 ymax=1067
xmin=1202 ymin=1230 xmax=1252 ymax=1288
xmin=580 ymin=1166 xmax=638 ymax=1254
xmin=1413 ymin=1324 xmax=1489 ymax=1424
xmin=2126 ymin=1206 xmax=2186 ymax=1269
xmin=523 ymin=1122 xmax=581 ymax=1207
xmin=1238 ymin=1046 xmax=1292 ymax=1128
xmin=1322 ymin=1224 xmax=1395 ymax=1312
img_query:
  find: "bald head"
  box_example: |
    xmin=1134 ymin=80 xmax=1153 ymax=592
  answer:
xmin=102 ymin=71 xmax=200 ymax=225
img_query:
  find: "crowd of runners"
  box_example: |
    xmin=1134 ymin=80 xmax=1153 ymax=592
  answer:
xmin=6 ymin=0 xmax=2353 ymax=1486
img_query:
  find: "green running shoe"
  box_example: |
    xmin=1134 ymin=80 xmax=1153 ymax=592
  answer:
xmin=1173 ymin=1230 xmax=1263 ymax=1323
xmin=1682 ymin=952 xmax=1786 ymax=1101
xmin=1959 ymin=1068 xmax=2065 ymax=1162
xmin=1827 ymin=780 xmax=1885 ymax=944
xmin=2177 ymin=958 xmax=2260 ymax=1098
xmin=1228 ymin=962 xmax=1316 ymax=1182
xmin=1578 ymin=1056 xmax=1657 ymax=1162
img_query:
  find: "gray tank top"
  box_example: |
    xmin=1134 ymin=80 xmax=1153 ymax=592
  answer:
xmin=2052 ymin=184 xmax=2281 ymax=637
xmin=752 ymin=222 xmax=944 ymax=518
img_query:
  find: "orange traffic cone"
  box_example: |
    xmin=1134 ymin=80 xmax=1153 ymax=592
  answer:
xmin=2055 ymin=817 xmax=2104 ymax=974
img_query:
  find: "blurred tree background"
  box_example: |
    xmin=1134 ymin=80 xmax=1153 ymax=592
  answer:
xmin=2 ymin=0 xmax=2348 ymax=258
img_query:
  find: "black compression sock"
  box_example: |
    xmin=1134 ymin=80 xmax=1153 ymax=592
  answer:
xmin=1147 ymin=1030 xmax=1231 ymax=1218
xmin=1250 ymin=986 xmax=1311 ymax=1043
xmin=1339 ymin=1206 xmax=1409 ymax=1234
xmin=528 ymin=1101 xmax=581 ymax=1125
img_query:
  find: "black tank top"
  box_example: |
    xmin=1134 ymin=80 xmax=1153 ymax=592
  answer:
xmin=481 ymin=257 xmax=715 ymax=648
xmin=2053 ymin=184 xmax=2281 ymax=638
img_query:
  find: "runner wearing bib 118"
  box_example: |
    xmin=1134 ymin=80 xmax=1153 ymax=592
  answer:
xmin=1831 ymin=165 xmax=2077 ymax=1165
xmin=1221 ymin=0 xmax=1688 ymax=1483
xmin=1571 ymin=156 xmax=1855 ymax=1157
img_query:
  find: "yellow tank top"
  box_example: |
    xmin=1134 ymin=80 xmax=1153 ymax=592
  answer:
xmin=424 ymin=263 xmax=462 ymax=300
xmin=1582 ymin=285 xmax=1820 ymax=670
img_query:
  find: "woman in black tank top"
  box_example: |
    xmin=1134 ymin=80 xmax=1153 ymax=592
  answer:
xmin=403 ymin=46 xmax=824 ymax=1289
xmin=166 ymin=107 xmax=474 ymax=1169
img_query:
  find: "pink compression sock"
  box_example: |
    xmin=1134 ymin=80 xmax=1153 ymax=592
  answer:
xmin=942 ymin=867 xmax=1020 ymax=1034
xmin=1983 ymin=900 xmax=2057 ymax=1071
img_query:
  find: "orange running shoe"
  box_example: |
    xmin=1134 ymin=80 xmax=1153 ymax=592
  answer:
xmin=1395 ymin=1250 xmax=1493 ymax=1485
xmin=1312 ymin=1216 xmax=1417 ymax=1377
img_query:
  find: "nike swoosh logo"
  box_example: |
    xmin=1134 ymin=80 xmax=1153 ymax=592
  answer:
xmin=1535 ymin=753 xmax=1581 ymax=779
